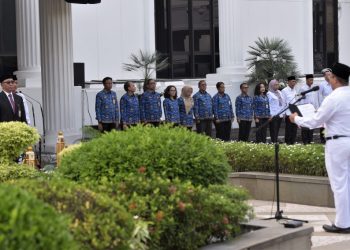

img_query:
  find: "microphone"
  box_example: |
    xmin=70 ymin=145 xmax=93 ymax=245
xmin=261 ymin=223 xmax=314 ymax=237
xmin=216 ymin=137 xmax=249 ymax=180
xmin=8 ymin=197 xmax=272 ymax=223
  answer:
xmin=299 ymin=86 xmax=320 ymax=96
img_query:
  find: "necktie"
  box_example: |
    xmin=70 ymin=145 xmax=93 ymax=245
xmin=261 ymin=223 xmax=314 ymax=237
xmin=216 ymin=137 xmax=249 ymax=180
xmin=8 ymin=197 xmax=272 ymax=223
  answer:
xmin=8 ymin=94 xmax=16 ymax=113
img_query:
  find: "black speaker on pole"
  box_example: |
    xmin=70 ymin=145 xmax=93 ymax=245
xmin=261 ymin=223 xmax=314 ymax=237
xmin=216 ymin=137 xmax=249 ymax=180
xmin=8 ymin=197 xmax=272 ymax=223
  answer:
xmin=74 ymin=62 xmax=85 ymax=88
xmin=65 ymin=0 xmax=101 ymax=4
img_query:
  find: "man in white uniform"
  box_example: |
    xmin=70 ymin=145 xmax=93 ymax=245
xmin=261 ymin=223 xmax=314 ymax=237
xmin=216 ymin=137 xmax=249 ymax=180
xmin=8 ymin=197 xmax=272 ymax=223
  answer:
xmin=299 ymin=74 xmax=319 ymax=144
xmin=282 ymin=76 xmax=298 ymax=144
xmin=318 ymin=68 xmax=333 ymax=143
xmin=290 ymin=62 xmax=350 ymax=233
xmin=13 ymin=78 xmax=31 ymax=126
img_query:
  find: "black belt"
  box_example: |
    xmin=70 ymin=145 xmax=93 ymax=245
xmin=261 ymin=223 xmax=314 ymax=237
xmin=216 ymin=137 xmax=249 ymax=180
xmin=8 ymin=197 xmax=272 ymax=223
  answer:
xmin=325 ymin=135 xmax=349 ymax=141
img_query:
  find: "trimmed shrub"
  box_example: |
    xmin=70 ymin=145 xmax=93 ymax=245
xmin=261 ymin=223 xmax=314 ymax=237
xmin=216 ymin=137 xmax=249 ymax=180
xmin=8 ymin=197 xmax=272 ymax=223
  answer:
xmin=0 ymin=122 xmax=40 ymax=164
xmin=60 ymin=125 xmax=230 ymax=186
xmin=92 ymin=171 xmax=251 ymax=250
xmin=12 ymin=177 xmax=136 ymax=250
xmin=220 ymin=141 xmax=327 ymax=176
xmin=0 ymin=164 xmax=41 ymax=182
xmin=0 ymin=184 xmax=76 ymax=250
xmin=57 ymin=143 xmax=82 ymax=167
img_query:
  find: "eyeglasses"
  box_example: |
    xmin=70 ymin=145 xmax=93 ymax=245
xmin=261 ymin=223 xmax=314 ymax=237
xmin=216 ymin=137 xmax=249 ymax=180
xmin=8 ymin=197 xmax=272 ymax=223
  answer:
xmin=3 ymin=80 xmax=15 ymax=84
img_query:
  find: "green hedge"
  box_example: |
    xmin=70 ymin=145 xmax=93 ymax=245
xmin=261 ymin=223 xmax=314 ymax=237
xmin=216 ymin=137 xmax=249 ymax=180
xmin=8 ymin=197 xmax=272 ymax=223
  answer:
xmin=0 ymin=122 xmax=39 ymax=164
xmin=0 ymin=184 xmax=76 ymax=250
xmin=60 ymin=125 xmax=230 ymax=186
xmin=92 ymin=172 xmax=251 ymax=250
xmin=0 ymin=164 xmax=41 ymax=183
xmin=11 ymin=177 xmax=136 ymax=250
xmin=219 ymin=142 xmax=327 ymax=176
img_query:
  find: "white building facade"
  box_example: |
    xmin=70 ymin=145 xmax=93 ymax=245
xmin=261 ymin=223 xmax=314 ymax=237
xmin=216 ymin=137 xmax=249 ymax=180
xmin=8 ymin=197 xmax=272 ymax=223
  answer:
xmin=0 ymin=0 xmax=349 ymax=151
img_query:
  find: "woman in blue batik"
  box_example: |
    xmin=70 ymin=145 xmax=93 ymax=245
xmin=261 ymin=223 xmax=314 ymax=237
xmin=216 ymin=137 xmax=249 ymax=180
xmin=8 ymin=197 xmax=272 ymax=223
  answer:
xmin=163 ymin=85 xmax=180 ymax=125
xmin=212 ymin=82 xmax=234 ymax=141
xmin=253 ymin=82 xmax=271 ymax=143
xmin=120 ymin=81 xmax=140 ymax=130
xmin=140 ymin=79 xmax=162 ymax=126
xmin=178 ymin=86 xmax=194 ymax=130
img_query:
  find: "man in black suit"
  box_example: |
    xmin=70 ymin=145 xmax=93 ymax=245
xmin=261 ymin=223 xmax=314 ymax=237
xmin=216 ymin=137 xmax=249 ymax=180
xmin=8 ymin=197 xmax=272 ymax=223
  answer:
xmin=0 ymin=75 xmax=27 ymax=123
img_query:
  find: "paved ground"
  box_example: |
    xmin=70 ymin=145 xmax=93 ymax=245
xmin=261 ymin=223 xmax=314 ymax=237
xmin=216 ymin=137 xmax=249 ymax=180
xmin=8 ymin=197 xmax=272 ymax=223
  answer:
xmin=250 ymin=200 xmax=350 ymax=249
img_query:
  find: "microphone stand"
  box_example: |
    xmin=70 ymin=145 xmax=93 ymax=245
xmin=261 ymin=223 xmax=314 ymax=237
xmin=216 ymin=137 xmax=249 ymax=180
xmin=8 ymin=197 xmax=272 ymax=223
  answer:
xmin=19 ymin=95 xmax=36 ymax=128
xmin=19 ymin=91 xmax=46 ymax=168
xmin=256 ymin=95 xmax=308 ymax=223
xmin=22 ymin=97 xmax=40 ymax=166
xmin=81 ymin=82 xmax=86 ymax=141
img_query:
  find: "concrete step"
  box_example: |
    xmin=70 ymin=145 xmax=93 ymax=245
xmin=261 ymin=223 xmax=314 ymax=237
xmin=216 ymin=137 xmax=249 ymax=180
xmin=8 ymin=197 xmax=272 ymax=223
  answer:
xmin=313 ymin=239 xmax=350 ymax=250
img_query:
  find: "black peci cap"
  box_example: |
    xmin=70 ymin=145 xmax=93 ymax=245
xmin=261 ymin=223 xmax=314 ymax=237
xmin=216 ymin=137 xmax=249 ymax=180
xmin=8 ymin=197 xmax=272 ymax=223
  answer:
xmin=287 ymin=76 xmax=296 ymax=81
xmin=0 ymin=75 xmax=15 ymax=83
xmin=331 ymin=62 xmax=350 ymax=82
xmin=305 ymin=74 xmax=314 ymax=79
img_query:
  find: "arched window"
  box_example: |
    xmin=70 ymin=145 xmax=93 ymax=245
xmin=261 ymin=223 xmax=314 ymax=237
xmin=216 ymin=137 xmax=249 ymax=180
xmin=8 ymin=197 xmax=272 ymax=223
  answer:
xmin=313 ymin=0 xmax=338 ymax=73
xmin=155 ymin=0 xmax=219 ymax=78
xmin=0 ymin=0 xmax=17 ymax=76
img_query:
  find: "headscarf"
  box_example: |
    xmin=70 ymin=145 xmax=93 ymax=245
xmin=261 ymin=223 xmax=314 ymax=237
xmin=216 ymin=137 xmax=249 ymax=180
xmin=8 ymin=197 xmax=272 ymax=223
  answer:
xmin=181 ymin=86 xmax=194 ymax=114
xmin=268 ymin=79 xmax=283 ymax=106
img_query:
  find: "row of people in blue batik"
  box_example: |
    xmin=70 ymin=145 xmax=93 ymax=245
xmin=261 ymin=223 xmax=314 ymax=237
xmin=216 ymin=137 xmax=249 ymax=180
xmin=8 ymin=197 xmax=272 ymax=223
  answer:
xmin=95 ymin=78 xmax=272 ymax=142
xmin=95 ymin=79 xmax=193 ymax=131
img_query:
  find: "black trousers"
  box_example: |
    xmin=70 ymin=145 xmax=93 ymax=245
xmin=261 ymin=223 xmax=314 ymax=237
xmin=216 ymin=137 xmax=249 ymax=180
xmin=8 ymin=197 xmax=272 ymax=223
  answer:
xmin=269 ymin=117 xmax=282 ymax=143
xmin=301 ymin=128 xmax=314 ymax=144
xmin=196 ymin=119 xmax=212 ymax=137
xmin=215 ymin=120 xmax=232 ymax=141
xmin=147 ymin=121 xmax=160 ymax=127
xmin=285 ymin=116 xmax=297 ymax=145
xmin=255 ymin=118 xmax=269 ymax=143
xmin=238 ymin=120 xmax=252 ymax=142
xmin=320 ymin=127 xmax=326 ymax=144
xmin=102 ymin=123 xmax=117 ymax=132
xmin=121 ymin=123 xmax=138 ymax=130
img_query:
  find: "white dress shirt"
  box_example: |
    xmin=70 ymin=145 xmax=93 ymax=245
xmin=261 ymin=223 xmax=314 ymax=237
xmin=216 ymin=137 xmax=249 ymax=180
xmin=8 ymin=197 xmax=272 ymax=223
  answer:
xmin=281 ymin=85 xmax=297 ymax=115
xmin=3 ymin=90 xmax=14 ymax=105
xmin=318 ymin=81 xmax=333 ymax=105
xmin=295 ymin=86 xmax=350 ymax=137
xmin=319 ymin=81 xmax=333 ymax=98
xmin=299 ymin=83 xmax=320 ymax=110
xmin=267 ymin=91 xmax=284 ymax=117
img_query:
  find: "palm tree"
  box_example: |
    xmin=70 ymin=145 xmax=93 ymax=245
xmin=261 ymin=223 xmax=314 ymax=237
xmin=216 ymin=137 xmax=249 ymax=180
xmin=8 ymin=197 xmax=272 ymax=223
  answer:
xmin=246 ymin=37 xmax=299 ymax=84
xmin=123 ymin=50 xmax=169 ymax=91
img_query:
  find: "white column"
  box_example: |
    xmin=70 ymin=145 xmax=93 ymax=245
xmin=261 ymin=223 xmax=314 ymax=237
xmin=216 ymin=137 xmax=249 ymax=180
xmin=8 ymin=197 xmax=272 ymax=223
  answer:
xmin=14 ymin=0 xmax=41 ymax=87
xmin=303 ymin=0 xmax=313 ymax=74
xmin=206 ymin=0 xmax=246 ymax=129
xmin=339 ymin=0 xmax=350 ymax=66
xmin=206 ymin=0 xmax=246 ymax=84
xmin=39 ymin=0 xmax=80 ymax=151
xmin=216 ymin=0 xmax=246 ymax=78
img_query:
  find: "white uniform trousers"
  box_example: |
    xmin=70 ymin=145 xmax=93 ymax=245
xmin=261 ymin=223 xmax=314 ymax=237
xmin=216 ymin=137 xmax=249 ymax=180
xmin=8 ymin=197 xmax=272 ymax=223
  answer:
xmin=325 ymin=138 xmax=350 ymax=228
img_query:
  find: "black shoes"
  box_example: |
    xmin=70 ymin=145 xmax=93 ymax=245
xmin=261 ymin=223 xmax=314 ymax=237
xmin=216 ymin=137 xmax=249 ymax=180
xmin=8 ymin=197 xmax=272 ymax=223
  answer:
xmin=323 ymin=224 xmax=350 ymax=234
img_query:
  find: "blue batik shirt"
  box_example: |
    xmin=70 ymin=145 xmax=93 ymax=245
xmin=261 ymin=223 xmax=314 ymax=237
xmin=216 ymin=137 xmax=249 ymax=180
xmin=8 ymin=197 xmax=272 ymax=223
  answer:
xmin=163 ymin=98 xmax=180 ymax=123
xmin=140 ymin=91 xmax=162 ymax=122
xmin=235 ymin=94 xmax=253 ymax=121
xmin=178 ymin=97 xmax=194 ymax=127
xmin=120 ymin=93 xmax=140 ymax=125
xmin=95 ymin=89 xmax=119 ymax=123
xmin=212 ymin=93 xmax=234 ymax=121
xmin=253 ymin=95 xmax=271 ymax=118
xmin=193 ymin=91 xmax=213 ymax=120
